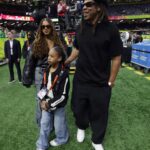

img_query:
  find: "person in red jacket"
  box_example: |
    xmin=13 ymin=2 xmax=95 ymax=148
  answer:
xmin=57 ymin=0 xmax=70 ymax=30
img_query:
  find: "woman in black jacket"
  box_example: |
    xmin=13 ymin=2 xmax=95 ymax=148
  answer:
xmin=22 ymin=18 xmax=64 ymax=127
xmin=22 ymin=31 xmax=35 ymax=59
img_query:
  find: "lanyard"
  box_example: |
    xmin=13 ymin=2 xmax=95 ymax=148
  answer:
xmin=43 ymin=64 xmax=65 ymax=91
xmin=43 ymin=71 xmax=59 ymax=91
xmin=49 ymin=75 xmax=59 ymax=91
xmin=43 ymin=71 xmax=47 ymax=86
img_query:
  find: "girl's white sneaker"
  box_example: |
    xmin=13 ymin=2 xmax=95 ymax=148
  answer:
xmin=50 ymin=139 xmax=60 ymax=146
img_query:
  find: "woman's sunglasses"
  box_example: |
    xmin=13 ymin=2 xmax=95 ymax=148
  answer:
xmin=41 ymin=25 xmax=51 ymax=29
xmin=83 ymin=2 xmax=96 ymax=7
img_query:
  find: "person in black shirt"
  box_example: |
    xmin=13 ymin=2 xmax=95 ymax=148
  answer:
xmin=65 ymin=0 xmax=122 ymax=150
xmin=22 ymin=31 xmax=35 ymax=59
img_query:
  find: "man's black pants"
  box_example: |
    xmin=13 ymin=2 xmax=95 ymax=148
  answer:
xmin=71 ymin=81 xmax=111 ymax=144
xmin=8 ymin=57 xmax=22 ymax=81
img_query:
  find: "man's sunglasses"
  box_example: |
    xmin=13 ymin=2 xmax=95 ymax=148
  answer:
xmin=83 ymin=2 xmax=96 ymax=7
xmin=41 ymin=25 xmax=51 ymax=29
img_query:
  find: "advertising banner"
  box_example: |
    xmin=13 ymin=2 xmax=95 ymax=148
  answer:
xmin=0 ymin=14 xmax=34 ymax=21
xmin=109 ymin=15 xmax=150 ymax=20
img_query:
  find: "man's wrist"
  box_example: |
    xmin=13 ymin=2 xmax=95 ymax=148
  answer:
xmin=108 ymin=82 xmax=112 ymax=86
xmin=65 ymin=58 xmax=71 ymax=64
xmin=108 ymin=81 xmax=115 ymax=87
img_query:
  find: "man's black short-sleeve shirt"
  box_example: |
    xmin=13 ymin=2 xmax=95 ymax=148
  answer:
xmin=74 ymin=21 xmax=123 ymax=86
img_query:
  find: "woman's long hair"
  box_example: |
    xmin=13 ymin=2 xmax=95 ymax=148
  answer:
xmin=32 ymin=18 xmax=64 ymax=58
xmin=27 ymin=31 xmax=35 ymax=44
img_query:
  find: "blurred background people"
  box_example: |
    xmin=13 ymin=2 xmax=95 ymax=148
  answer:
xmin=120 ymin=31 xmax=132 ymax=66
xmin=57 ymin=0 xmax=70 ymax=30
xmin=22 ymin=31 xmax=35 ymax=59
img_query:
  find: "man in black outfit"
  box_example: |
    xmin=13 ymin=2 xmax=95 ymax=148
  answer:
xmin=4 ymin=31 xmax=22 ymax=83
xmin=65 ymin=0 xmax=122 ymax=149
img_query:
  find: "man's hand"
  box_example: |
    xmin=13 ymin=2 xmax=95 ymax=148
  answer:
xmin=64 ymin=58 xmax=71 ymax=65
xmin=17 ymin=58 xmax=20 ymax=62
xmin=64 ymin=48 xmax=79 ymax=65
xmin=108 ymin=81 xmax=115 ymax=88
xmin=109 ymin=56 xmax=121 ymax=88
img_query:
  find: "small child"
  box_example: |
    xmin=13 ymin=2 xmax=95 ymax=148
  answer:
xmin=36 ymin=46 xmax=70 ymax=150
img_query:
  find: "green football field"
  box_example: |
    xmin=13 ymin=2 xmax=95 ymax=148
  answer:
xmin=0 ymin=62 xmax=150 ymax=150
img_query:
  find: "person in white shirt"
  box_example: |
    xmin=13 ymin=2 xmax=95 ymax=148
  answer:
xmin=4 ymin=31 xmax=22 ymax=83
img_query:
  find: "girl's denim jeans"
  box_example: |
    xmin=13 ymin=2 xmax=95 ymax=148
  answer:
xmin=36 ymin=107 xmax=69 ymax=150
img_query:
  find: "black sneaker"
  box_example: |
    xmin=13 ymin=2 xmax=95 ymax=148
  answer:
xmin=8 ymin=80 xmax=15 ymax=84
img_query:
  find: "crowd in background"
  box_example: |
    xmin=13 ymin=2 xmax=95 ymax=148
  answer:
xmin=108 ymin=3 xmax=150 ymax=15
xmin=47 ymin=0 xmax=83 ymax=30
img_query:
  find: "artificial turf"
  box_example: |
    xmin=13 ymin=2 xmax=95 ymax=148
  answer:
xmin=0 ymin=61 xmax=150 ymax=150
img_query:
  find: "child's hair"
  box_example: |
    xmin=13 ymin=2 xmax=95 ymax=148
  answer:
xmin=52 ymin=46 xmax=67 ymax=63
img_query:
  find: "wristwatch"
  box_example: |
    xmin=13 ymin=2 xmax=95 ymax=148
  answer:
xmin=108 ymin=82 xmax=112 ymax=86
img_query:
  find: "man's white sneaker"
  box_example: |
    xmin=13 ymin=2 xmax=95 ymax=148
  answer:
xmin=92 ymin=142 xmax=104 ymax=150
xmin=77 ymin=129 xmax=85 ymax=143
xmin=50 ymin=139 xmax=60 ymax=147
